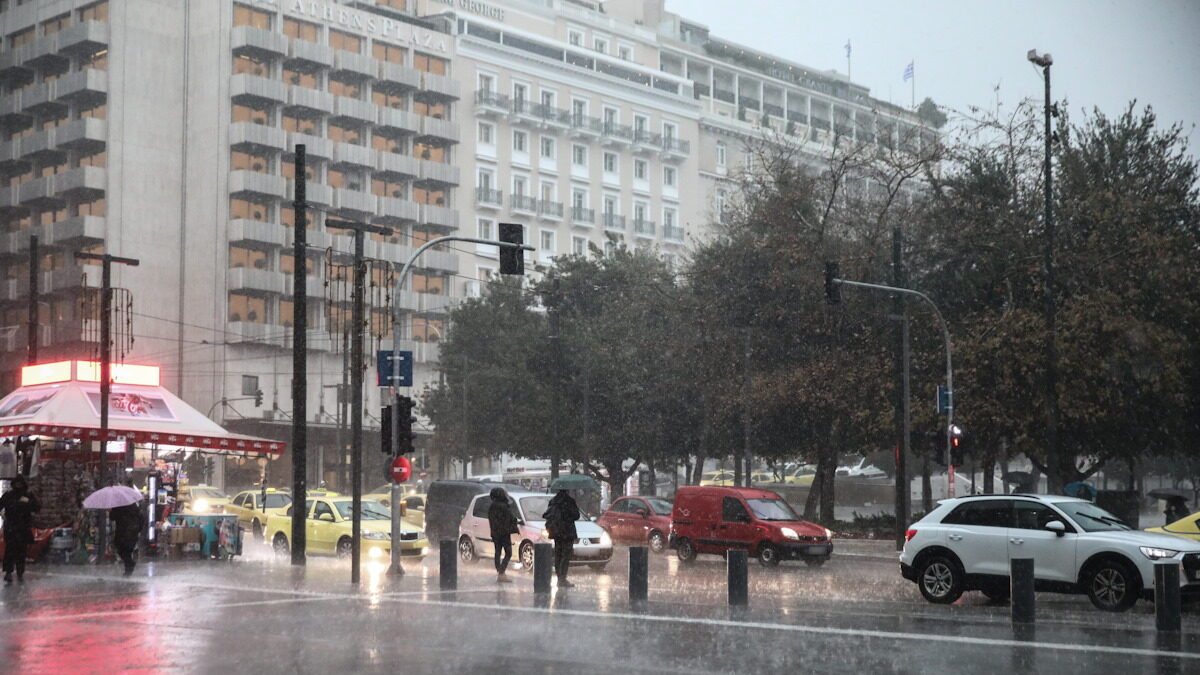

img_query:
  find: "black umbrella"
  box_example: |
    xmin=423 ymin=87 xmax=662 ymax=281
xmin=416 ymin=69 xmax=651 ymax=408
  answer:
xmin=1148 ymin=488 xmax=1193 ymax=501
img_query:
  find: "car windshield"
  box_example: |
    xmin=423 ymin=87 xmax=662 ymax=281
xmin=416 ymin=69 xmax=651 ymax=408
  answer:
xmin=190 ymin=488 xmax=225 ymax=499
xmin=746 ymin=498 xmax=800 ymax=521
xmin=333 ymin=501 xmax=391 ymax=521
xmin=263 ymin=494 xmax=291 ymax=509
xmin=1054 ymin=502 xmax=1132 ymax=532
xmin=520 ymin=496 xmax=588 ymax=522
xmin=645 ymin=498 xmax=673 ymax=515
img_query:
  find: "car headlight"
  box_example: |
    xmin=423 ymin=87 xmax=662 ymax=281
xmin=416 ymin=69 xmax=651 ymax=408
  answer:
xmin=1140 ymin=546 xmax=1179 ymax=560
xmin=541 ymin=528 xmax=550 ymax=539
xmin=780 ymin=527 xmax=799 ymax=540
xmin=192 ymin=499 xmax=210 ymax=513
xmin=599 ymin=531 xmax=611 ymax=546
xmin=824 ymin=528 xmax=834 ymax=539
xmin=362 ymin=531 xmax=390 ymax=540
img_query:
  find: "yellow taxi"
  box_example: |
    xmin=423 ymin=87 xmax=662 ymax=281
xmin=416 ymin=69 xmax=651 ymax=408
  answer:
xmin=785 ymin=465 xmax=817 ymax=486
xmin=264 ymin=496 xmax=429 ymax=560
xmin=224 ymin=488 xmax=293 ymax=540
xmin=700 ymin=470 xmax=735 ymax=486
xmin=363 ymin=485 xmax=426 ymax=528
xmin=178 ymin=485 xmax=232 ymax=514
xmin=1146 ymin=512 xmax=1200 ymax=542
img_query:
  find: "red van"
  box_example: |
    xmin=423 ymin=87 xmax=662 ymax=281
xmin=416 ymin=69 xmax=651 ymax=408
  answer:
xmin=669 ymin=486 xmax=832 ymax=567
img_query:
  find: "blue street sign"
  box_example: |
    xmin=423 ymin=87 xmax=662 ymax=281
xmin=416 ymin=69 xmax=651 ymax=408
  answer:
xmin=937 ymin=385 xmax=953 ymax=415
xmin=376 ymin=350 xmax=413 ymax=387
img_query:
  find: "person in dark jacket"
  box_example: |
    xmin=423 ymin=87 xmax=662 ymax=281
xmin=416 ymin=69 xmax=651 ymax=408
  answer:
xmin=486 ymin=487 xmax=519 ymax=581
xmin=110 ymin=502 xmax=143 ymax=576
xmin=0 ymin=475 xmax=40 ymax=584
xmin=544 ymin=489 xmax=580 ymax=587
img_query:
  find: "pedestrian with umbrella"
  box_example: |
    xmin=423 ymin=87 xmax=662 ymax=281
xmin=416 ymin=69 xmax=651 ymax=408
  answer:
xmin=544 ymin=475 xmax=594 ymax=588
xmin=0 ymin=475 xmax=40 ymax=585
xmin=487 ymin=487 xmax=518 ymax=582
xmin=83 ymin=485 xmax=143 ymax=575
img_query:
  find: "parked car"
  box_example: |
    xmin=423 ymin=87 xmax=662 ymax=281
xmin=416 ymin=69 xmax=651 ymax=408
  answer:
xmin=458 ymin=491 xmax=613 ymax=571
xmin=224 ymin=488 xmax=292 ymax=541
xmin=699 ymin=470 xmax=735 ymax=486
xmin=424 ymin=480 xmax=522 ymax=544
xmin=785 ymin=465 xmax=816 ymax=486
xmin=598 ymin=496 xmax=674 ymax=552
xmin=265 ymin=496 xmax=428 ymax=560
xmin=836 ymin=458 xmax=887 ymax=479
xmin=1145 ymin=510 xmax=1200 ymax=542
xmin=900 ymin=494 xmax=1200 ymax=612
xmin=669 ymin=486 xmax=832 ymax=567
xmin=177 ymin=485 xmax=231 ymax=514
xmin=363 ymin=485 xmax=426 ymax=528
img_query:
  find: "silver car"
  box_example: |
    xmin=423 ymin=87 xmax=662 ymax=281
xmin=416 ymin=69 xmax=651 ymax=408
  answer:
xmin=458 ymin=491 xmax=614 ymax=571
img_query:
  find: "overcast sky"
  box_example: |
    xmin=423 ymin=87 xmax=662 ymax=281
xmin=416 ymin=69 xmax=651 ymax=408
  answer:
xmin=667 ymin=0 xmax=1200 ymax=156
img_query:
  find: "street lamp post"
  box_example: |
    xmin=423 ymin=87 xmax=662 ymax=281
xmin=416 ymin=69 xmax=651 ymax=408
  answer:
xmin=1027 ymin=49 xmax=1059 ymax=488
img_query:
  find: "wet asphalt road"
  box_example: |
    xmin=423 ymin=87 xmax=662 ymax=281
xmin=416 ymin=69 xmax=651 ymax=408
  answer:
xmin=0 ymin=541 xmax=1196 ymax=674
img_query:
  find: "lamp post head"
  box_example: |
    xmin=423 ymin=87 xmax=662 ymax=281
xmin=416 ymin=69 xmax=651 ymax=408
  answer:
xmin=1027 ymin=49 xmax=1053 ymax=68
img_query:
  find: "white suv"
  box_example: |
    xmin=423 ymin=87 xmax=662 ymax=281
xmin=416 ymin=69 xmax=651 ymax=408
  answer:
xmin=900 ymin=494 xmax=1200 ymax=611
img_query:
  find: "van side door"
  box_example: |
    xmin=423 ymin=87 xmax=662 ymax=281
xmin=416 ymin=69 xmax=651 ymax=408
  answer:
xmin=717 ymin=496 xmax=756 ymax=551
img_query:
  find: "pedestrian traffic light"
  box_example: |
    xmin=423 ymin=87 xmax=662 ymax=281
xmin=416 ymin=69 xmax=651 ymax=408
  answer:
xmin=396 ymin=395 xmax=416 ymax=455
xmin=254 ymin=389 xmax=263 ymax=407
xmin=499 ymin=222 xmax=524 ymax=275
xmin=824 ymin=261 xmax=840 ymax=304
xmin=950 ymin=425 xmax=964 ymax=467
xmin=380 ymin=405 xmax=392 ymax=455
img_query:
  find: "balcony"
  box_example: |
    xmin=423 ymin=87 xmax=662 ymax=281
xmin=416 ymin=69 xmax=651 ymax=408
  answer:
xmin=571 ymin=206 xmax=594 ymax=226
xmin=231 ymin=25 xmax=286 ymax=58
xmin=474 ymin=90 xmax=511 ymax=117
xmin=633 ymin=129 xmax=661 ymax=155
xmin=534 ymin=103 xmax=572 ymax=129
xmin=416 ymin=115 xmax=459 ymax=145
xmin=332 ymin=51 xmax=376 ymax=80
xmin=284 ymin=86 xmax=334 ymax=116
xmin=25 ymin=35 xmax=69 ymax=71
xmin=376 ymin=62 xmax=421 ymax=93
xmin=229 ymin=170 xmax=286 ymax=198
xmin=415 ymin=72 xmax=459 ymax=102
xmin=601 ymin=122 xmax=634 ymax=146
xmin=475 ymin=187 xmax=502 ymax=209
xmin=331 ymin=142 xmax=374 ymax=169
xmin=0 ymin=91 xmax=29 ymax=125
xmin=0 ymin=215 xmax=105 ymax=257
xmin=633 ymin=219 xmax=656 ymax=237
xmin=713 ymin=88 xmax=736 ymax=104
xmin=537 ymin=200 xmax=564 ymax=220
xmin=286 ymin=178 xmax=332 ymax=206
xmin=660 ymin=136 xmax=690 ymax=162
xmin=415 ymin=160 xmax=458 ymax=187
xmin=331 ymin=96 xmax=375 ymax=125
xmin=377 ymin=196 xmax=420 ymax=223
xmin=231 ymin=73 xmax=287 ymax=106
xmin=376 ymin=107 xmax=419 ymax=135
xmin=56 ymin=21 xmax=110 ymax=57
xmin=56 ymin=166 xmax=106 ymax=199
xmin=285 ymin=132 xmax=332 ymax=160
xmin=663 ymin=224 xmax=685 ymax=242
xmin=16 ymin=129 xmax=60 ymax=163
xmin=229 ymin=218 xmax=287 ymax=247
xmin=0 ymin=142 xmax=25 ymax=175
xmin=285 ymin=38 xmax=334 ymax=69
xmin=420 ymin=204 xmax=458 ymax=229
xmin=332 ymin=188 xmax=376 ymax=215
xmin=23 ymin=82 xmax=67 ymax=117
xmin=569 ymin=114 xmax=602 ymax=138
xmin=376 ymin=151 xmax=419 ymax=179
xmin=228 ymin=267 xmax=285 ymax=296
xmin=230 ymin=121 xmax=286 ymax=151
xmin=55 ymin=117 xmax=107 ymax=152
xmin=56 ymin=69 xmax=108 ymax=105
xmin=602 ymin=213 xmax=625 ymax=232
xmin=510 ymin=194 xmax=536 ymax=214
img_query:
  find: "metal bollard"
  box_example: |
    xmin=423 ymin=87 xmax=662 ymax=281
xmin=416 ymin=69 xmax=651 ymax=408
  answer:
xmin=629 ymin=546 xmax=649 ymax=603
xmin=1010 ymin=557 xmax=1035 ymax=624
xmin=727 ymin=549 xmax=749 ymax=606
xmin=533 ymin=542 xmax=553 ymax=594
xmin=439 ymin=539 xmax=457 ymax=591
xmin=1155 ymin=562 xmax=1182 ymax=632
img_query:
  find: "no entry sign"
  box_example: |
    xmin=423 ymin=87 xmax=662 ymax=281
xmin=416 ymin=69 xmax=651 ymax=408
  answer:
xmin=390 ymin=455 xmax=412 ymax=483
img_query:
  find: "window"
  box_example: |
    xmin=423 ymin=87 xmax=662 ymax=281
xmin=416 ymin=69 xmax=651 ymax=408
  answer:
xmin=663 ymin=122 xmax=677 ymax=140
xmin=413 ymin=52 xmax=448 ymax=75
xmin=228 ymin=292 xmax=266 ymax=324
xmin=941 ymin=500 xmax=1013 ymax=528
xmin=81 ymin=49 xmax=107 ymax=71
xmin=328 ymin=77 xmax=361 ymax=98
xmin=572 ymin=145 xmax=587 ymax=166
xmin=281 ymin=160 xmax=316 ymax=182
xmin=281 ymin=113 xmax=317 ymax=134
xmin=328 ymin=122 xmax=362 ymax=145
xmin=512 ymin=129 xmax=527 ymax=153
xmin=283 ymin=18 xmax=319 ymax=42
xmin=477 ymin=169 xmax=494 ymax=192
xmin=76 ymin=150 xmax=106 ymax=168
xmin=471 ymin=497 xmax=492 ymax=519
xmin=412 ymin=100 xmax=445 ymax=118
xmin=371 ymin=132 xmax=402 ymax=154
xmin=412 ymin=186 xmax=445 ymax=205
xmin=634 ymin=115 xmax=648 ymax=135
xmin=512 ymin=82 xmax=528 ymax=104
xmin=283 ymin=67 xmax=318 ymax=89
xmin=478 ymin=122 xmax=493 ymax=144
xmin=633 ymin=202 xmax=647 ymax=222
xmin=540 ymin=90 xmax=556 ymax=108
xmin=540 ymin=230 xmax=555 ymax=253
xmin=231 ymin=149 xmax=271 ymax=173
xmin=375 ymin=0 xmax=407 ymax=10
xmin=603 ymin=152 xmax=617 ymax=173
xmin=603 ymin=107 xmax=618 ymax=126
xmin=722 ymin=497 xmax=751 ymax=523
xmin=1014 ymin=501 xmax=1070 ymax=532
xmin=618 ymin=45 xmax=633 ymax=61
xmin=663 ymin=166 xmax=676 ymax=187
xmin=633 ymin=159 xmax=647 ymax=181
xmin=477 ymin=73 xmax=494 ymax=93
xmin=312 ymin=501 xmax=335 ymax=521
xmin=663 ymin=207 xmax=676 ymax=229
xmin=568 ymin=29 xmax=583 ymax=47
xmin=603 ymin=195 xmax=617 ymax=215
xmin=229 ymin=245 xmax=268 ymax=270
xmin=233 ymin=54 xmax=269 ymax=77
xmin=43 ymin=14 xmax=72 ymax=35
xmin=78 ymin=1 xmax=109 ymax=22
xmin=571 ymin=188 xmax=587 ymax=210
xmin=511 ymin=175 xmax=527 ymax=197
xmin=371 ymin=89 xmax=405 ymax=109
xmin=593 ymin=37 xmax=608 ymax=54
xmin=371 ymin=177 xmax=405 ymax=198
xmin=477 ymin=218 xmax=493 ymax=240
xmin=604 ymin=240 xmax=616 ymax=256
xmin=743 ymin=150 xmax=754 ymax=170
xmin=230 ymin=198 xmax=268 ymax=221
xmin=716 ymin=142 xmax=727 ymax=167
xmin=572 ymin=99 xmax=587 ymax=119
xmin=7 ymin=27 xmax=34 ymax=49
xmin=241 ymin=374 xmax=260 ymax=397
xmin=233 ymin=4 xmax=271 ymax=29
xmin=715 ymin=193 xmax=726 ymax=220
xmin=329 ymin=29 xmax=361 ymax=53
xmin=373 ymin=42 xmax=405 ymax=64
xmin=540 ymin=136 xmax=555 ymax=159
xmin=74 ymin=198 xmax=105 ymax=217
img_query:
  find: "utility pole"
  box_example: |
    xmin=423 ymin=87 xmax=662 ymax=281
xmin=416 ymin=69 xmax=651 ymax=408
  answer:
xmin=741 ymin=327 xmax=752 ymax=487
xmin=27 ymin=235 xmax=38 ymax=364
xmin=74 ymin=250 xmax=139 ymax=564
xmin=325 ymin=218 xmax=391 ymax=585
xmin=891 ymin=224 xmax=911 ymax=550
xmin=291 ymin=144 xmax=308 ymax=566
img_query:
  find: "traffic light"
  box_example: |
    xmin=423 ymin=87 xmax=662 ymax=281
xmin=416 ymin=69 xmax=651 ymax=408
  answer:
xmin=380 ymin=405 xmax=392 ymax=455
xmin=396 ymin=395 xmax=416 ymax=455
xmin=824 ymin=261 xmax=840 ymax=304
xmin=499 ymin=222 xmax=524 ymax=275
xmin=950 ymin=425 xmax=965 ymax=467
xmin=254 ymin=389 xmax=263 ymax=407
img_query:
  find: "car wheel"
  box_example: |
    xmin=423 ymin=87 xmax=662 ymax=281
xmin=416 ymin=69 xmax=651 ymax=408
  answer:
xmin=519 ymin=540 xmax=535 ymax=572
xmin=648 ymin=530 xmax=666 ymax=554
xmin=917 ymin=555 xmax=964 ymax=604
xmin=803 ymin=557 xmax=826 ymax=568
xmin=676 ymin=537 xmax=697 ymax=564
xmin=272 ymin=533 xmax=289 ymax=559
xmin=1086 ymin=559 xmax=1139 ymax=612
xmin=336 ymin=537 xmax=354 ymax=560
xmin=758 ymin=543 xmax=781 ymax=567
xmin=981 ymin=584 xmax=1010 ymax=602
xmin=252 ymin=520 xmax=263 ymax=543
xmin=458 ymin=535 xmax=476 ymax=564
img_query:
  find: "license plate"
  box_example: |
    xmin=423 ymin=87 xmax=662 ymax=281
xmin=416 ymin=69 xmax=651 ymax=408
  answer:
xmin=805 ymin=545 xmax=829 ymax=556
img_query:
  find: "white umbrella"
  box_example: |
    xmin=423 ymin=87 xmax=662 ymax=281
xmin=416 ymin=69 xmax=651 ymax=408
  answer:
xmin=82 ymin=485 xmax=144 ymax=509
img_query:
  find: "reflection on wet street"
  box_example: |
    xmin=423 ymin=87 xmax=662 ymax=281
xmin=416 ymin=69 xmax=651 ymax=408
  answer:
xmin=1 ymin=542 xmax=1196 ymax=673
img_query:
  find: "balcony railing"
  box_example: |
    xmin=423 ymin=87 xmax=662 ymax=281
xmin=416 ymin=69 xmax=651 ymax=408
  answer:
xmin=602 ymin=122 xmax=634 ymax=142
xmin=570 ymin=114 xmax=602 ymax=135
xmin=633 ymin=219 xmax=656 ymax=236
xmin=571 ymin=206 xmax=594 ymax=224
xmin=713 ymin=88 xmax=736 ymax=103
xmin=663 ymin=224 xmax=685 ymax=241
xmin=602 ymin=213 xmax=625 ymax=231
xmin=510 ymin=194 xmax=537 ymax=212
xmin=474 ymin=89 xmax=511 ymax=111
xmin=475 ymin=187 xmax=502 ymax=206
xmin=537 ymin=200 xmax=563 ymax=218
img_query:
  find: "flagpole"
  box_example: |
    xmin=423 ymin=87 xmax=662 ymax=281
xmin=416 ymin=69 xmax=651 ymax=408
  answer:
xmin=911 ymin=57 xmax=915 ymax=108
xmin=846 ymin=40 xmax=851 ymax=79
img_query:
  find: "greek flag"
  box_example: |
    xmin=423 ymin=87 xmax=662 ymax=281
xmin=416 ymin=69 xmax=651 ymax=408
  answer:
xmin=903 ymin=61 xmax=914 ymax=82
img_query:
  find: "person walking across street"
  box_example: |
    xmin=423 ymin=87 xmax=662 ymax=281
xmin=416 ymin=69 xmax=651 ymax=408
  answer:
xmin=487 ymin=487 xmax=519 ymax=582
xmin=110 ymin=502 xmax=142 ymax=576
xmin=543 ymin=489 xmax=580 ymax=588
xmin=0 ymin=475 xmax=40 ymax=585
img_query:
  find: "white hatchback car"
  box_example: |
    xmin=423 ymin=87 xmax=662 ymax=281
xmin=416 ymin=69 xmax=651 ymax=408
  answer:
xmin=900 ymin=494 xmax=1200 ymax=611
xmin=459 ymin=491 xmax=613 ymax=571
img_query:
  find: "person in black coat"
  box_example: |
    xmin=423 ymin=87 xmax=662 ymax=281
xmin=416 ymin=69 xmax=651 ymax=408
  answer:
xmin=0 ymin=475 xmax=40 ymax=584
xmin=486 ymin=487 xmax=519 ymax=581
xmin=544 ymin=489 xmax=580 ymax=587
xmin=110 ymin=502 xmax=143 ymax=576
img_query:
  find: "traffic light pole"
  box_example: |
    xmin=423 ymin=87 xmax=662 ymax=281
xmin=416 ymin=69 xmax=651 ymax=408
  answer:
xmin=387 ymin=235 xmax=532 ymax=576
xmin=832 ymin=278 xmax=956 ymax=497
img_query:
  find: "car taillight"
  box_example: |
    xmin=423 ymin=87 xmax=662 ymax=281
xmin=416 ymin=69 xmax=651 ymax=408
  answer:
xmin=905 ymin=528 xmax=918 ymax=542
